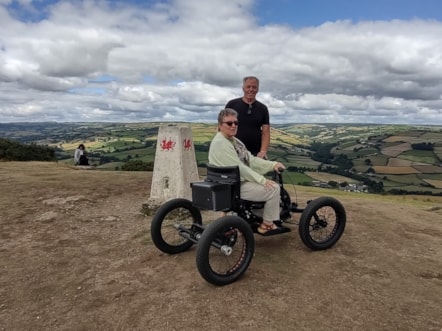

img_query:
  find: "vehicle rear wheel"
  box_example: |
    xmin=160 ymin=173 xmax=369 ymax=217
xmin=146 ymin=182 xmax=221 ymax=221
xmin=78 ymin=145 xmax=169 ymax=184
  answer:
xmin=151 ymin=198 xmax=202 ymax=254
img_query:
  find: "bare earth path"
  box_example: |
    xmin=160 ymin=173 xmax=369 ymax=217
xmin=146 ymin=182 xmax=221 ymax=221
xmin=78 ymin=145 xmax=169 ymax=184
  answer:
xmin=1 ymin=162 xmax=441 ymax=331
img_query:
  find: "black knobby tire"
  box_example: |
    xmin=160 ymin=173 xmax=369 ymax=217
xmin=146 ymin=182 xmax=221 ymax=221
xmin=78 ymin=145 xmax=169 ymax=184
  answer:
xmin=151 ymin=198 xmax=202 ymax=254
xmin=298 ymin=196 xmax=346 ymax=250
xmin=196 ymin=216 xmax=255 ymax=286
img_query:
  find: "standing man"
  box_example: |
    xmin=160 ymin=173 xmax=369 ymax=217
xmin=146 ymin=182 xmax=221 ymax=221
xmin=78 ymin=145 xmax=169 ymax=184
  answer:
xmin=225 ymin=76 xmax=270 ymax=159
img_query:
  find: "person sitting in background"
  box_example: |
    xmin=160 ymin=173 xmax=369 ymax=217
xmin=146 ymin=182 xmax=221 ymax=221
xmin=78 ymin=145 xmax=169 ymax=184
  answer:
xmin=208 ymin=108 xmax=287 ymax=235
xmin=74 ymin=144 xmax=89 ymax=166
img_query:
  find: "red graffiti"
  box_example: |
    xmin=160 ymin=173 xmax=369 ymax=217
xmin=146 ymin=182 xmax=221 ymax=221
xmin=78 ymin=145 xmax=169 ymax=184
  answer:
xmin=183 ymin=138 xmax=192 ymax=150
xmin=160 ymin=138 xmax=176 ymax=151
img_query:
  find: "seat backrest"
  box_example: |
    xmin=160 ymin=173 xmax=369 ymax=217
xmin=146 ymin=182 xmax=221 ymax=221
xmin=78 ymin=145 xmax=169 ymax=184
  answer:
xmin=205 ymin=163 xmax=241 ymax=204
xmin=205 ymin=163 xmax=240 ymax=184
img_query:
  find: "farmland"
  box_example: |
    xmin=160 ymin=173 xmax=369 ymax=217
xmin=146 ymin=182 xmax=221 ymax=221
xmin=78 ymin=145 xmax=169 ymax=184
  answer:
xmin=1 ymin=122 xmax=441 ymax=195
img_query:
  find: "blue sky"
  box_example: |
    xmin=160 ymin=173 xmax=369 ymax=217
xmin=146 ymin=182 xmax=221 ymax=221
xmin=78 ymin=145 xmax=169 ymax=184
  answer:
xmin=0 ymin=0 xmax=441 ymax=124
xmin=10 ymin=0 xmax=442 ymax=26
xmin=255 ymin=0 xmax=442 ymax=26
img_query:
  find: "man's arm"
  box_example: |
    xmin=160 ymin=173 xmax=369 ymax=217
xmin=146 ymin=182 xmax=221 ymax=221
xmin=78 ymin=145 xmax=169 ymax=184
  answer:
xmin=258 ymin=124 xmax=270 ymax=159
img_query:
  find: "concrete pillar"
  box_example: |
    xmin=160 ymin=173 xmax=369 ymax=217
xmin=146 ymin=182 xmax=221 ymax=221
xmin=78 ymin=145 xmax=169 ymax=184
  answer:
xmin=148 ymin=125 xmax=200 ymax=206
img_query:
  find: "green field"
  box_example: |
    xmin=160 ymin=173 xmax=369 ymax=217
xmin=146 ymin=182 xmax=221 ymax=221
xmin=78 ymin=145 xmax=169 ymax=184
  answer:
xmin=2 ymin=122 xmax=442 ymax=195
xmin=398 ymin=150 xmax=438 ymax=164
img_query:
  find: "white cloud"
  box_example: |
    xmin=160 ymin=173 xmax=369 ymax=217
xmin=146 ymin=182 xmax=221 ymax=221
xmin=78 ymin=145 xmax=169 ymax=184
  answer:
xmin=0 ymin=0 xmax=441 ymax=124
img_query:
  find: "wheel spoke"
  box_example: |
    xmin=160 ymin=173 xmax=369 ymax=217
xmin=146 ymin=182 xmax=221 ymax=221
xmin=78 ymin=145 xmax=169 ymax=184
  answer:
xmin=207 ymin=230 xmax=247 ymax=275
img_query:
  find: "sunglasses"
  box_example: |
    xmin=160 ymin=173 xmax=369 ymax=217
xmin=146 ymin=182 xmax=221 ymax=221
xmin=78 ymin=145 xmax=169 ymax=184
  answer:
xmin=223 ymin=121 xmax=239 ymax=127
xmin=248 ymin=104 xmax=252 ymax=115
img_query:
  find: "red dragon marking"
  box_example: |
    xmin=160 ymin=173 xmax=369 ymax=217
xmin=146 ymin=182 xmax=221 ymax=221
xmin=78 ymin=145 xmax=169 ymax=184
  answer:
xmin=183 ymin=138 xmax=192 ymax=150
xmin=160 ymin=138 xmax=176 ymax=151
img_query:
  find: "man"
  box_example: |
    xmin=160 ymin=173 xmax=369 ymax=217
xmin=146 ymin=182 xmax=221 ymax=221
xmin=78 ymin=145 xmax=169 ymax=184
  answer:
xmin=225 ymin=76 xmax=270 ymax=158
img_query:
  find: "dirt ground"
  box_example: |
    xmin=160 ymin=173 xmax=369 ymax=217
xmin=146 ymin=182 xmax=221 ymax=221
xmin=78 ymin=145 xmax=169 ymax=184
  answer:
xmin=1 ymin=161 xmax=441 ymax=331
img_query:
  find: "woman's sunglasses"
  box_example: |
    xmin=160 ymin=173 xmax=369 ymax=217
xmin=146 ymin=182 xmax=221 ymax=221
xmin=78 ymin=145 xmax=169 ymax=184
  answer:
xmin=223 ymin=121 xmax=239 ymax=127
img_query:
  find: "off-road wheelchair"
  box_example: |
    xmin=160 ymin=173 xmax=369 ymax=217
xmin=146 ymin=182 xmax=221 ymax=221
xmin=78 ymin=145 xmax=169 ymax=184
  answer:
xmin=151 ymin=164 xmax=346 ymax=286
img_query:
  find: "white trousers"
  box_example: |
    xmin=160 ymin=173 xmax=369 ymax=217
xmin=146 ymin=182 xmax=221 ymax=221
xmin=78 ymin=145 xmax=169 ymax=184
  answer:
xmin=240 ymin=181 xmax=280 ymax=221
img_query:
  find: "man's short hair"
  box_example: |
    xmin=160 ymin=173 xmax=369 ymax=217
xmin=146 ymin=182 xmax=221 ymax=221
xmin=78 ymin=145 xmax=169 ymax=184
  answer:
xmin=242 ymin=76 xmax=259 ymax=87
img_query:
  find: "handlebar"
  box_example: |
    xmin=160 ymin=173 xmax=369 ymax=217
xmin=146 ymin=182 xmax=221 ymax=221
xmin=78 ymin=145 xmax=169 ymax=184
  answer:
xmin=273 ymin=167 xmax=285 ymax=185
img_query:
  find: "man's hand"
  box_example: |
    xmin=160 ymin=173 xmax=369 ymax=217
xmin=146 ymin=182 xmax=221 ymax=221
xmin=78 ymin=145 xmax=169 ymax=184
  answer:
xmin=257 ymin=151 xmax=267 ymax=159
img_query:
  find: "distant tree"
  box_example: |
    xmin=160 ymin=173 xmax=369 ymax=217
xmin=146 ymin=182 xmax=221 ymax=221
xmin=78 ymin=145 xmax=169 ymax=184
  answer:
xmin=0 ymin=138 xmax=56 ymax=161
xmin=332 ymin=154 xmax=353 ymax=170
xmin=310 ymin=142 xmax=336 ymax=164
xmin=368 ymin=181 xmax=384 ymax=193
xmin=411 ymin=142 xmax=434 ymax=151
xmin=121 ymin=160 xmax=153 ymax=171
xmin=99 ymin=155 xmax=119 ymax=164
xmin=328 ymin=181 xmax=338 ymax=188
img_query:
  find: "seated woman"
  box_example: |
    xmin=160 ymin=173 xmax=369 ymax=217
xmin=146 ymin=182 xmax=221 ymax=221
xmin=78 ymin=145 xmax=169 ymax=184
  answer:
xmin=74 ymin=144 xmax=89 ymax=166
xmin=208 ymin=108 xmax=286 ymax=235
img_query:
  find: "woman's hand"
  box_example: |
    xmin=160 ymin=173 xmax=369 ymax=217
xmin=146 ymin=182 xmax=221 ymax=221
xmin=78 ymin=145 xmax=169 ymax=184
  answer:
xmin=273 ymin=162 xmax=285 ymax=173
xmin=264 ymin=179 xmax=277 ymax=190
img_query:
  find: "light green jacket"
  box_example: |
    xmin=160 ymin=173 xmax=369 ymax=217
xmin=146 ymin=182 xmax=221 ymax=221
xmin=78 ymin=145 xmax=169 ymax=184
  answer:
xmin=208 ymin=132 xmax=277 ymax=185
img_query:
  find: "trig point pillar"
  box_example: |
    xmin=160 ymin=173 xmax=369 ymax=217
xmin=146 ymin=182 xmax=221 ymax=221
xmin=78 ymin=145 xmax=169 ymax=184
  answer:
xmin=148 ymin=125 xmax=200 ymax=206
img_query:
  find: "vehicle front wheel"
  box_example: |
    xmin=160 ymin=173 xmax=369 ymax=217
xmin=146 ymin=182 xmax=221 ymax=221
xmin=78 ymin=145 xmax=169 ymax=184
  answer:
xmin=196 ymin=216 xmax=255 ymax=286
xmin=298 ymin=196 xmax=346 ymax=250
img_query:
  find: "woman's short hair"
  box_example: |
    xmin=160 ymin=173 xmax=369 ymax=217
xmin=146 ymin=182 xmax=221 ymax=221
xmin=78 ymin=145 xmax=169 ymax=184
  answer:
xmin=217 ymin=108 xmax=238 ymax=125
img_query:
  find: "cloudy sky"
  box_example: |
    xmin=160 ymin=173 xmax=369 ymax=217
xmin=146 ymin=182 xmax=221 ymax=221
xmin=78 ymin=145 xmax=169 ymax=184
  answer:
xmin=1 ymin=0 xmax=442 ymax=125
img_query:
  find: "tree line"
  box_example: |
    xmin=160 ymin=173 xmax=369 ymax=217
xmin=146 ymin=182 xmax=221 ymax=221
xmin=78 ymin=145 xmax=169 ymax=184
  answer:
xmin=0 ymin=138 xmax=56 ymax=161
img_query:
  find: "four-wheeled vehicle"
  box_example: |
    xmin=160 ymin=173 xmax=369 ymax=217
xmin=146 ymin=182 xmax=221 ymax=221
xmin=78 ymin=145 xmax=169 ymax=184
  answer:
xmin=151 ymin=164 xmax=346 ymax=286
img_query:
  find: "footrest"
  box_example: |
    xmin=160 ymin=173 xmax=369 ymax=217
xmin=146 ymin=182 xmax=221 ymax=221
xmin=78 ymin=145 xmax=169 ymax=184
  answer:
xmin=256 ymin=226 xmax=291 ymax=236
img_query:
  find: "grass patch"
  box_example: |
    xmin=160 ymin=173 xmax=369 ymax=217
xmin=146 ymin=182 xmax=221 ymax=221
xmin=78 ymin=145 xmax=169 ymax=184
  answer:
xmin=383 ymin=174 xmax=425 ymax=185
xmin=398 ymin=150 xmax=437 ymax=164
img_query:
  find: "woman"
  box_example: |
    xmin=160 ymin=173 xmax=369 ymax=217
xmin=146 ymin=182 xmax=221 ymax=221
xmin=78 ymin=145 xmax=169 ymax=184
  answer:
xmin=74 ymin=144 xmax=89 ymax=166
xmin=208 ymin=108 xmax=286 ymax=235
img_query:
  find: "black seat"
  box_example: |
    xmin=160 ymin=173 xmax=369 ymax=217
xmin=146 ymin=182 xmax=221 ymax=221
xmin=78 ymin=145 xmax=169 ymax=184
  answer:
xmin=205 ymin=163 xmax=241 ymax=203
xmin=205 ymin=164 xmax=265 ymax=210
xmin=190 ymin=164 xmax=240 ymax=211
